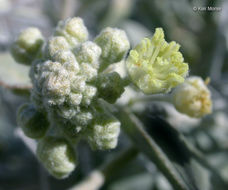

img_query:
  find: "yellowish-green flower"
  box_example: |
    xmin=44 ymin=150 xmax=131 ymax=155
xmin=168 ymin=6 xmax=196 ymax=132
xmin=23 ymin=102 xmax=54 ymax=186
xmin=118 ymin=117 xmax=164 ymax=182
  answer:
xmin=126 ymin=28 xmax=189 ymax=94
xmin=172 ymin=76 xmax=212 ymax=118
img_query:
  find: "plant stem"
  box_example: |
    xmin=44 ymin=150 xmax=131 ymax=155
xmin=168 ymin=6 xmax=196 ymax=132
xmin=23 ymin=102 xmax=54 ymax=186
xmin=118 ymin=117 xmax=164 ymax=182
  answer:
xmin=128 ymin=94 xmax=171 ymax=106
xmin=116 ymin=107 xmax=188 ymax=190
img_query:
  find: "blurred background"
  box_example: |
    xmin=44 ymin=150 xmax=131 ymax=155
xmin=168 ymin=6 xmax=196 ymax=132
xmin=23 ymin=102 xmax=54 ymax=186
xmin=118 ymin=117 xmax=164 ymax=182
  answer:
xmin=0 ymin=0 xmax=228 ymax=189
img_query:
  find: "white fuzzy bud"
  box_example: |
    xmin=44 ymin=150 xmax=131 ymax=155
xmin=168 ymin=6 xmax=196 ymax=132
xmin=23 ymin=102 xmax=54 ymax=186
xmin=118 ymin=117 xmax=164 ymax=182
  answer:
xmin=53 ymin=50 xmax=80 ymax=73
xmin=68 ymin=93 xmax=83 ymax=106
xmin=76 ymin=41 xmax=102 ymax=69
xmin=55 ymin=17 xmax=88 ymax=47
xmin=46 ymin=36 xmax=70 ymax=58
xmin=56 ymin=104 xmax=78 ymax=119
xmin=87 ymin=112 xmax=120 ymax=150
xmin=73 ymin=111 xmax=94 ymax=127
xmin=81 ymin=85 xmax=97 ymax=106
xmin=95 ymin=27 xmax=130 ymax=63
xmin=172 ymin=76 xmax=212 ymax=118
xmin=36 ymin=136 xmax=77 ymax=179
xmin=41 ymin=61 xmax=71 ymax=106
xmin=80 ymin=63 xmax=98 ymax=81
xmin=71 ymin=75 xmax=86 ymax=93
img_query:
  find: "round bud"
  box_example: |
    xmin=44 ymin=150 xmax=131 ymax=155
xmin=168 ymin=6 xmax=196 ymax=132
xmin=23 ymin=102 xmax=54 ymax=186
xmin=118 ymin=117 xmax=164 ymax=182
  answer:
xmin=87 ymin=112 xmax=120 ymax=150
xmin=17 ymin=103 xmax=49 ymax=139
xmin=73 ymin=110 xmax=94 ymax=127
xmin=55 ymin=17 xmax=88 ymax=47
xmin=11 ymin=27 xmax=44 ymax=65
xmin=41 ymin=61 xmax=71 ymax=106
xmin=80 ymin=63 xmax=98 ymax=81
xmin=70 ymin=75 xmax=86 ymax=93
xmin=68 ymin=93 xmax=83 ymax=106
xmin=172 ymin=76 xmax=212 ymax=118
xmin=76 ymin=41 xmax=101 ymax=69
xmin=94 ymin=72 xmax=125 ymax=104
xmin=36 ymin=136 xmax=77 ymax=179
xmin=45 ymin=36 xmax=70 ymax=58
xmin=81 ymin=85 xmax=97 ymax=106
xmin=53 ymin=50 xmax=80 ymax=74
xmin=56 ymin=104 xmax=78 ymax=120
xmin=94 ymin=27 xmax=130 ymax=64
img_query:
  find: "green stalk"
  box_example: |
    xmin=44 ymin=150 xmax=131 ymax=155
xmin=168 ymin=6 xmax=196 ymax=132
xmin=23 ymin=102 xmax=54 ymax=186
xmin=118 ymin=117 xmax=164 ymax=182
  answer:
xmin=116 ymin=107 xmax=188 ymax=190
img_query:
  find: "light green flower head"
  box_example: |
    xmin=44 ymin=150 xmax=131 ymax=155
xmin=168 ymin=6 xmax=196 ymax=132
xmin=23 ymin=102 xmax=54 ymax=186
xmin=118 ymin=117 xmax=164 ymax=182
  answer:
xmin=126 ymin=28 xmax=189 ymax=94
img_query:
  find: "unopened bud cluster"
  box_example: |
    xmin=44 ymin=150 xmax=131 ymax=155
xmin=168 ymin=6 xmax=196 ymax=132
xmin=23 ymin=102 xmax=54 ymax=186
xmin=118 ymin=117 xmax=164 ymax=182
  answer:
xmin=13 ymin=17 xmax=130 ymax=178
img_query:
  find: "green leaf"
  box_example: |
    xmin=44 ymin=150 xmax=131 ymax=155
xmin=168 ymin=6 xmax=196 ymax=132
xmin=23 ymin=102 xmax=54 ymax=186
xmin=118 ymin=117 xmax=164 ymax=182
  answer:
xmin=0 ymin=53 xmax=31 ymax=96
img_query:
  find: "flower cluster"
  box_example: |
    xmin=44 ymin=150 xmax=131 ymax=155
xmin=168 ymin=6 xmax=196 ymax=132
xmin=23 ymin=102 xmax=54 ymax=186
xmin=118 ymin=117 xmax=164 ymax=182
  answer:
xmin=13 ymin=17 xmax=129 ymax=178
xmin=12 ymin=16 xmax=212 ymax=180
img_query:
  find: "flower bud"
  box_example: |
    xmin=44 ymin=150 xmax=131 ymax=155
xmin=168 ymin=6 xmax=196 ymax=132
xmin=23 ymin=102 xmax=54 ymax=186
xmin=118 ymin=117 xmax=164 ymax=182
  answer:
xmin=76 ymin=41 xmax=101 ymax=69
xmin=56 ymin=104 xmax=78 ymax=119
xmin=11 ymin=27 xmax=44 ymax=65
xmin=73 ymin=111 xmax=93 ymax=127
xmin=87 ymin=112 xmax=120 ymax=150
xmin=46 ymin=36 xmax=70 ymax=58
xmin=68 ymin=93 xmax=83 ymax=106
xmin=70 ymin=75 xmax=86 ymax=93
xmin=172 ymin=76 xmax=212 ymax=118
xmin=95 ymin=72 xmax=125 ymax=103
xmin=53 ymin=50 xmax=80 ymax=74
xmin=39 ymin=61 xmax=71 ymax=106
xmin=17 ymin=103 xmax=49 ymax=139
xmin=81 ymin=85 xmax=97 ymax=106
xmin=36 ymin=136 xmax=77 ymax=179
xmin=126 ymin=28 xmax=189 ymax=94
xmin=55 ymin=17 xmax=88 ymax=47
xmin=94 ymin=27 xmax=130 ymax=64
xmin=80 ymin=63 xmax=98 ymax=81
